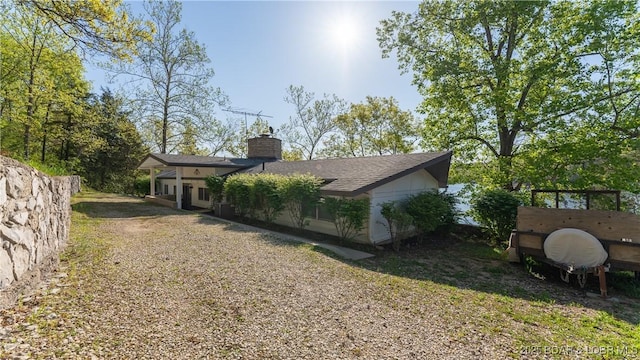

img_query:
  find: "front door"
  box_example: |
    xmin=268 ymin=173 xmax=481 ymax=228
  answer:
xmin=182 ymin=184 xmax=192 ymax=209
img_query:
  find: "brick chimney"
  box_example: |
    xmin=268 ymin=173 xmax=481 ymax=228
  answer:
xmin=247 ymin=134 xmax=282 ymax=160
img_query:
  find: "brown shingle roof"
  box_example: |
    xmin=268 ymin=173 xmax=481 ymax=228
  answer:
xmin=242 ymin=151 xmax=452 ymax=196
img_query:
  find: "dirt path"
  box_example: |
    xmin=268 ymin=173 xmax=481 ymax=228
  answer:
xmin=1 ymin=192 xmax=638 ymax=359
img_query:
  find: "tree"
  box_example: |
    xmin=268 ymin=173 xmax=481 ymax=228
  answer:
xmin=108 ymin=0 xmax=226 ymax=154
xmin=78 ymin=88 xmax=147 ymax=192
xmin=0 ymin=6 xmax=89 ymax=160
xmin=378 ymin=0 xmax=640 ymax=191
xmin=12 ymin=0 xmax=149 ymax=61
xmin=321 ymin=96 xmax=419 ymax=157
xmin=281 ymin=85 xmax=347 ymax=160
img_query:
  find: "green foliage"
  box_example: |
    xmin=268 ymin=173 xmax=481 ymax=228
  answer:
xmin=204 ymin=175 xmax=225 ymax=203
xmin=404 ymin=191 xmax=457 ymax=237
xmin=16 ymin=0 xmax=151 ymax=61
xmin=77 ymin=89 xmax=148 ymax=193
xmin=223 ymin=173 xmax=320 ymax=224
xmin=133 ymin=176 xmax=151 ymax=197
xmin=280 ymin=174 xmax=322 ymax=229
xmin=324 ymin=197 xmax=369 ymax=242
xmin=379 ymin=201 xmax=413 ymax=251
xmin=378 ymin=0 xmax=640 ymax=191
xmin=26 ymin=159 xmax=73 ymax=176
xmin=223 ymin=174 xmax=253 ymax=218
xmin=0 ymin=4 xmax=146 ymax=193
xmin=251 ymin=174 xmax=284 ymax=223
xmin=471 ymin=189 xmax=523 ymax=246
xmin=321 ymin=96 xmax=419 ymax=158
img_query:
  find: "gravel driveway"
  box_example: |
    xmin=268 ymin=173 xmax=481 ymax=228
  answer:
xmin=4 ymin=193 xmax=633 ymax=359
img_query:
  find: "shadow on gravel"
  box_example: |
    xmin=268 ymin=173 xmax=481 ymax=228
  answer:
xmin=71 ymin=198 xmax=193 ymax=219
xmin=196 ymin=213 xmax=640 ymax=326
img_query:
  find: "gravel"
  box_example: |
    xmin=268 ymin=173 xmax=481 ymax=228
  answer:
xmin=1 ymin=196 xmax=523 ymax=359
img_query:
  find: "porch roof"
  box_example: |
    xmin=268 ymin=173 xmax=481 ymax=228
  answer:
xmin=138 ymin=153 xmax=264 ymax=170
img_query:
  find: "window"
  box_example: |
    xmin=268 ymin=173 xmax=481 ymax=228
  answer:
xmin=198 ymin=187 xmax=210 ymax=201
xmin=163 ymin=184 xmax=169 ymax=195
xmin=317 ymin=202 xmax=334 ymax=221
xmin=173 ymin=186 xmax=176 ymax=195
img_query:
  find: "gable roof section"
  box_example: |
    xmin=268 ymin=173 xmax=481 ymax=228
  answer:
xmin=138 ymin=153 xmax=264 ymax=170
xmin=242 ymin=151 xmax=452 ymax=196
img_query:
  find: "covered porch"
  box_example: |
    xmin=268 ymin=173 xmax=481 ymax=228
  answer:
xmin=137 ymin=153 xmax=262 ymax=210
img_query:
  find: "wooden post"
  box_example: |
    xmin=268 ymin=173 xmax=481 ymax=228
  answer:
xmin=597 ymin=265 xmax=607 ymax=298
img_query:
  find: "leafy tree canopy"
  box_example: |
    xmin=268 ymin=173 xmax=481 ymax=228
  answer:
xmin=9 ymin=0 xmax=150 ymax=61
xmin=378 ymin=0 xmax=640 ymax=191
xmin=321 ymin=96 xmax=419 ymax=158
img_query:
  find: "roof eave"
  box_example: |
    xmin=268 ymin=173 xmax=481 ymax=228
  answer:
xmin=137 ymin=153 xmax=169 ymax=170
xmin=348 ymin=151 xmax=453 ymax=196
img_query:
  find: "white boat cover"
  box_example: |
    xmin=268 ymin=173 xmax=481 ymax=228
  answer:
xmin=543 ymin=228 xmax=608 ymax=268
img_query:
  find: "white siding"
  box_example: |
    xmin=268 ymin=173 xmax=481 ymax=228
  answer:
xmin=272 ymin=194 xmax=371 ymax=244
xmin=368 ymin=169 xmax=439 ymax=244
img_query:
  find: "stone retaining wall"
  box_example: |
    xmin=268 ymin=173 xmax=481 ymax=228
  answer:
xmin=0 ymin=156 xmax=80 ymax=308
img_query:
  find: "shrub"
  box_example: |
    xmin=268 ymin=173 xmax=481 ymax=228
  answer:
xmin=252 ymin=174 xmax=284 ymax=223
xmin=324 ymin=197 xmax=369 ymax=242
xmin=404 ymin=190 xmax=457 ymax=238
xmin=471 ymin=189 xmax=523 ymax=245
xmin=223 ymin=174 xmax=253 ymax=218
xmin=222 ymin=173 xmax=321 ymax=224
xmin=379 ymin=201 xmax=413 ymax=251
xmin=133 ymin=176 xmax=151 ymax=197
xmin=204 ymin=175 xmax=225 ymax=203
xmin=281 ymin=174 xmax=322 ymax=229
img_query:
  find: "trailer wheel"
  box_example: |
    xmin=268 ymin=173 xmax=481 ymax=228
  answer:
xmin=577 ymin=273 xmax=588 ymax=288
xmin=560 ymin=269 xmax=570 ymax=283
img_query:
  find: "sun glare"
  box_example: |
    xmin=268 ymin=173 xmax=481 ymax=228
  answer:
xmin=326 ymin=13 xmax=361 ymax=52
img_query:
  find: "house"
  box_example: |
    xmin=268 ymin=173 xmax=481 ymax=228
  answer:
xmin=137 ymin=135 xmax=282 ymax=209
xmin=138 ymin=135 xmax=452 ymax=245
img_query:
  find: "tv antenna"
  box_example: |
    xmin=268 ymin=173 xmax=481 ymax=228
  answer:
xmin=223 ymin=108 xmax=273 ymax=137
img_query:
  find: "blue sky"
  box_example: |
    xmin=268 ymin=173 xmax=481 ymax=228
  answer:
xmin=84 ymin=1 xmax=423 ymax=132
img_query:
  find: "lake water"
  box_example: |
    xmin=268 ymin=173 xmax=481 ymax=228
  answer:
xmin=443 ymin=183 xmax=477 ymax=225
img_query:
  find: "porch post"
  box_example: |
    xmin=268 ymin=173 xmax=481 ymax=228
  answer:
xmin=176 ymin=166 xmax=183 ymax=209
xmin=149 ymin=167 xmax=156 ymax=196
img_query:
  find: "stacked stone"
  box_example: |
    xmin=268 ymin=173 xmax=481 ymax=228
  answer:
xmin=0 ymin=156 xmax=79 ymax=307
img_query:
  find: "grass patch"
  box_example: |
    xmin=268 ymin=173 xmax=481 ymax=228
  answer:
xmin=458 ymin=242 xmax=507 ymax=260
xmin=609 ymin=272 xmax=640 ymax=298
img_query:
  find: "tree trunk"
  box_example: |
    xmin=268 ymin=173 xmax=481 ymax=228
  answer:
xmin=41 ymin=102 xmax=52 ymax=162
